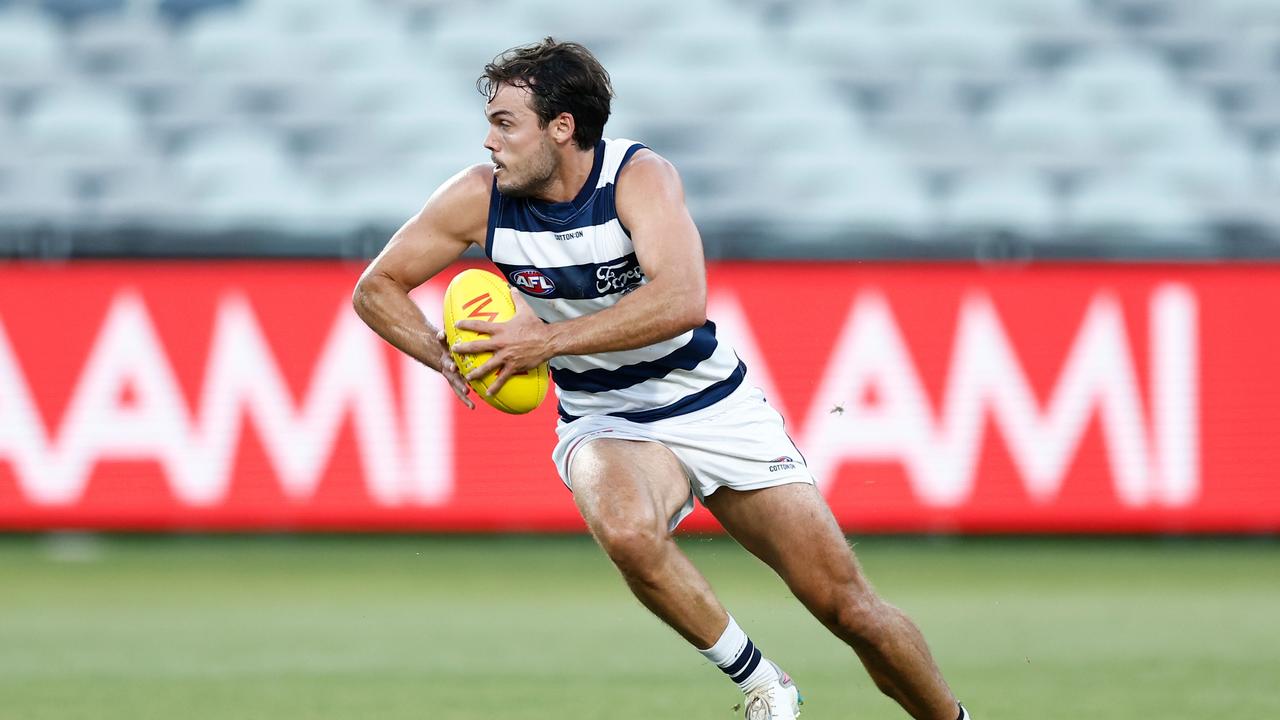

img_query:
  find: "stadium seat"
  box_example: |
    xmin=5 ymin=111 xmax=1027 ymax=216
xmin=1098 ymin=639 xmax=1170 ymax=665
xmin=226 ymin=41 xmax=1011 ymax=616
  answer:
xmin=326 ymin=162 xmax=452 ymax=228
xmin=946 ymin=169 xmax=1058 ymax=236
xmin=68 ymin=11 xmax=175 ymax=78
xmin=723 ymin=147 xmax=931 ymax=231
xmin=856 ymin=0 xmax=963 ymax=25
xmin=1265 ymin=143 xmax=1280 ymax=189
xmin=237 ymin=0 xmax=406 ymax=73
xmin=22 ymin=85 xmax=145 ymax=161
xmin=299 ymin=67 xmax=426 ymax=120
xmin=91 ymin=165 xmax=191 ymax=222
xmin=0 ymin=11 xmax=64 ymax=80
xmin=1067 ymin=170 xmax=1203 ymax=236
xmin=502 ymin=0 xmax=668 ymax=45
xmin=783 ymin=4 xmax=1020 ymax=80
xmin=1135 ymin=128 xmax=1256 ymax=202
xmin=172 ymin=129 xmax=320 ymax=226
xmin=235 ymin=0 xmax=378 ymax=33
xmin=408 ymin=11 xmax=539 ymax=77
xmin=975 ymin=0 xmax=1089 ymax=25
xmin=195 ymin=172 xmax=323 ymax=228
xmin=298 ymin=28 xmax=411 ymax=74
xmin=172 ymin=130 xmax=293 ymax=192
xmin=0 ymin=112 xmax=28 ymax=179
xmin=643 ymin=4 xmax=771 ymax=64
xmin=732 ymin=109 xmax=884 ymax=169
xmin=1051 ymin=49 xmax=1247 ymax=167
xmin=1101 ymin=107 xmax=1225 ymax=159
xmin=1057 ymin=48 xmax=1189 ymax=114
xmin=1212 ymin=0 xmax=1280 ymax=24
xmin=867 ymin=10 xmax=1021 ymax=74
xmin=180 ymin=5 xmax=298 ymax=75
xmin=157 ymin=0 xmax=241 ymax=26
xmin=780 ymin=5 xmax=898 ymax=70
xmin=0 ymin=166 xmax=79 ymax=220
xmin=349 ymin=105 xmax=486 ymax=164
xmin=837 ymin=174 xmax=935 ymax=232
xmin=4 ymin=0 xmax=1280 ymax=246
xmin=39 ymin=0 xmax=124 ymax=26
xmin=986 ymin=90 xmax=1102 ymax=159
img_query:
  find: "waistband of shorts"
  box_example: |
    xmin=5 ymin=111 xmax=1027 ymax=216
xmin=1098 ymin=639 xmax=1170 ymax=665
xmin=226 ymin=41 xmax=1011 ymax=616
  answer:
xmin=556 ymin=379 xmax=759 ymax=429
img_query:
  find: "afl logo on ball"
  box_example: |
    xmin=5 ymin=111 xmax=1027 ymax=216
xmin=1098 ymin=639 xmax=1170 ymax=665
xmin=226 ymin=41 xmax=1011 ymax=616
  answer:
xmin=510 ymin=269 xmax=556 ymax=296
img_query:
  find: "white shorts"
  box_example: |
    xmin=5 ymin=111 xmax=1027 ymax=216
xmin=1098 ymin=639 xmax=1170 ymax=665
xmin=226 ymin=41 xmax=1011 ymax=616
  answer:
xmin=551 ymin=383 xmax=815 ymax=530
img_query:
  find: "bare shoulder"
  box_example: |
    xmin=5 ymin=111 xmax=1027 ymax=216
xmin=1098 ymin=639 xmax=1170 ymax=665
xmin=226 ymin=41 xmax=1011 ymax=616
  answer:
xmin=358 ymin=163 xmax=495 ymax=291
xmin=453 ymin=162 xmax=495 ymax=198
xmin=421 ymin=162 xmax=494 ymax=240
xmin=611 ymin=146 xmax=704 ymax=287
xmin=615 ymin=148 xmax=686 ymax=219
xmin=617 ymin=148 xmax=682 ymax=193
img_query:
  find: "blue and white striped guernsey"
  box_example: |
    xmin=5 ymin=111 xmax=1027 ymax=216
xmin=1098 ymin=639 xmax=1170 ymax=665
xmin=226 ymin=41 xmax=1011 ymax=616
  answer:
xmin=484 ymin=137 xmax=746 ymax=423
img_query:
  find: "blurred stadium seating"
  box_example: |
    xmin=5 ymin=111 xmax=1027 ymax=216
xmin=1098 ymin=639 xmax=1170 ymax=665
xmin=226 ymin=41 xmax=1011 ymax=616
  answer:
xmin=2 ymin=0 xmax=1280 ymax=257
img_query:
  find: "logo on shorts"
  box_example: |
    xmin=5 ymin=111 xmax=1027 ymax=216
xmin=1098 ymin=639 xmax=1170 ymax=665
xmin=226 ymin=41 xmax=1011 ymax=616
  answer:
xmin=510 ymin=269 xmax=556 ymax=296
xmin=767 ymin=456 xmax=797 ymax=473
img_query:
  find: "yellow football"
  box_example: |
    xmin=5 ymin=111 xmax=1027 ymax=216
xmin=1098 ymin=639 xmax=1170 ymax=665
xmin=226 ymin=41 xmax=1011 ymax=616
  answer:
xmin=443 ymin=268 xmax=550 ymax=414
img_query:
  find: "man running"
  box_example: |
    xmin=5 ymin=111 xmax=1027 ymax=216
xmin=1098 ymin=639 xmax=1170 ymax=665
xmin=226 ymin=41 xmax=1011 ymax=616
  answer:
xmin=352 ymin=38 xmax=970 ymax=720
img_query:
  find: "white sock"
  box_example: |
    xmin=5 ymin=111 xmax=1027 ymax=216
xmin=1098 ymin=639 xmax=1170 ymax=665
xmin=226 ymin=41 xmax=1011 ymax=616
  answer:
xmin=697 ymin=614 xmax=782 ymax=692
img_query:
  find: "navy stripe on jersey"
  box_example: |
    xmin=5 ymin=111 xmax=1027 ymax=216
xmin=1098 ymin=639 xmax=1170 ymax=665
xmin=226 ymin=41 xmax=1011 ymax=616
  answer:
xmin=551 ymin=322 xmax=719 ymax=393
xmin=494 ymin=253 xmax=644 ymax=301
xmin=527 ymin=139 xmax=607 ymax=224
xmin=484 ymin=181 xmax=502 ymax=258
xmin=484 ymin=141 xmax=607 ymax=255
xmin=613 ymin=143 xmax=647 ymax=237
xmin=494 ymin=184 xmax=621 ymax=234
xmin=558 ymin=360 xmax=747 ymax=423
xmin=484 ymin=142 xmax=648 ymax=243
xmin=618 ymin=142 xmax=648 ymax=173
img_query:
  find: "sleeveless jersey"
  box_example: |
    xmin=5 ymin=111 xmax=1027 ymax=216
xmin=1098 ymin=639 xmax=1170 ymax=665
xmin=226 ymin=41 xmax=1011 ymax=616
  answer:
xmin=484 ymin=138 xmax=746 ymax=423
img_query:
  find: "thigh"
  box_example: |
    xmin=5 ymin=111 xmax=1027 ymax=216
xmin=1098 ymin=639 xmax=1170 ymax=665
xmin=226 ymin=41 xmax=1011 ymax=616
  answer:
xmin=662 ymin=386 xmax=814 ymax=501
xmin=703 ymin=482 xmax=873 ymax=600
xmin=569 ymin=438 xmax=694 ymax=536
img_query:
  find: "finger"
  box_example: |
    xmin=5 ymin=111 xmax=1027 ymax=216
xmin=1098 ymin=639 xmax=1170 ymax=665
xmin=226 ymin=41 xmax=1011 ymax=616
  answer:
xmin=452 ymin=338 xmax=499 ymax=355
xmin=436 ymin=361 xmax=474 ymax=408
xmin=509 ymin=286 xmax=532 ymax=313
xmin=436 ymin=328 xmax=446 ymax=341
xmin=486 ymin=365 xmax=519 ymax=396
xmin=451 ymin=382 xmax=475 ymax=409
xmin=465 ymin=356 xmax=503 ymax=383
xmin=443 ymin=357 xmax=474 ymax=385
xmin=455 ymin=384 xmax=476 ymax=407
xmin=442 ymin=361 xmax=470 ymax=387
xmin=455 ymin=319 xmax=500 ymax=335
xmin=443 ymin=366 xmax=467 ymax=391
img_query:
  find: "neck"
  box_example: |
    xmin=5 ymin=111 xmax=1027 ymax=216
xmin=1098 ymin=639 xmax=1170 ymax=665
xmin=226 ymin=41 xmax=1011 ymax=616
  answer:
xmin=534 ymin=142 xmax=596 ymax=203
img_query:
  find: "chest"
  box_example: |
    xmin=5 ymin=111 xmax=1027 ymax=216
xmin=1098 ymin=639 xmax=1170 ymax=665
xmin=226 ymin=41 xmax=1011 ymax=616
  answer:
xmin=493 ymin=219 xmax=633 ymax=270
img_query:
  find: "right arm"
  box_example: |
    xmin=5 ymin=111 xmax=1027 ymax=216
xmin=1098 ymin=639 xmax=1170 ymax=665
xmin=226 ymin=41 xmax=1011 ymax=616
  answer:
xmin=351 ymin=163 xmax=494 ymax=408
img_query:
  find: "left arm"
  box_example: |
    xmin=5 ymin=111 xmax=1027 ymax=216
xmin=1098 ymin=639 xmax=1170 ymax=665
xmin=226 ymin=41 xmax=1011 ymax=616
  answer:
xmin=454 ymin=150 xmax=708 ymax=394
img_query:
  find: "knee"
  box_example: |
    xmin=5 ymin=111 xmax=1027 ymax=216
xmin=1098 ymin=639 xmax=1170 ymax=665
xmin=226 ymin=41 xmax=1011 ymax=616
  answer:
xmin=812 ymin=584 xmax=891 ymax=646
xmin=593 ymin=521 xmax=668 ymax=580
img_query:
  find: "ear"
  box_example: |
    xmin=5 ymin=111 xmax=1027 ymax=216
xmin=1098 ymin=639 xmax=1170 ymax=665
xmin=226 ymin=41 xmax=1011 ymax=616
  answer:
xmin=550 ymin=112 xmax=576 ymax=145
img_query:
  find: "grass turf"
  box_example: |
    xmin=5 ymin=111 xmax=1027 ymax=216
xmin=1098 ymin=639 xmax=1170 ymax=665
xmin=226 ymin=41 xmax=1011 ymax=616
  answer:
xmin=1 ymin=534 xmax=1277 ymax=719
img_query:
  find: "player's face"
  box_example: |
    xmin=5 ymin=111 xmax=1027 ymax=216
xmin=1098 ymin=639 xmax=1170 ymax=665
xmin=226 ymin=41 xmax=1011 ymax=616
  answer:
xmin=484 ymin=83 xmax=557 ymax=198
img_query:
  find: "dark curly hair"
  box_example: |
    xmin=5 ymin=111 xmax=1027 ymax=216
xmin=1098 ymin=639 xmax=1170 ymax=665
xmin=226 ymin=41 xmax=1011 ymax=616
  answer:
xmin=478 ymin=38 xmax=613 ymax=151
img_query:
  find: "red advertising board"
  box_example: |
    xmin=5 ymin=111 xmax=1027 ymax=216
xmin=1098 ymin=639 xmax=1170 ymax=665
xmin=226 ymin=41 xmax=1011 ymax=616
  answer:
xmin=0 ymin=261 xmax=1276 ymax=533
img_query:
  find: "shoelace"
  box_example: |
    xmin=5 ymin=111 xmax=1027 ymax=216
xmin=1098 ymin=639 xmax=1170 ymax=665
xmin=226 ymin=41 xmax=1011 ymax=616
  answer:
xmin=731 ymin=687 xmax=779 ymax=719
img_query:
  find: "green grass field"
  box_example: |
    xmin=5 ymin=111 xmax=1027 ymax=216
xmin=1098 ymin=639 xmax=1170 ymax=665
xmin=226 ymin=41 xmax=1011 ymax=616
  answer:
xmin=1 ymin=534 xmax=1277 ymax=720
